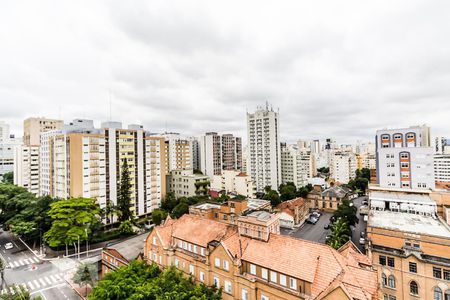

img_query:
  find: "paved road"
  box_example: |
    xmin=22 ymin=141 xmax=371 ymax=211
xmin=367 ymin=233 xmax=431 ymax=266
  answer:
xmin=0 ymin=230 xmax=81 ymax=300
xmin=280 ymin=196 xmax=368 ymax=251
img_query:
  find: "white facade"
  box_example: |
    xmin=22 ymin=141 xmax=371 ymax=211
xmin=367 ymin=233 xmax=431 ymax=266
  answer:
xmin=329 ymin=151 xmax=356 ymax=184
xmin=144 ymin=138 xmax=165 ymax=213
xmin=168 ymin=169 xmax=210 ymax=198
xmin=434 ymin=136 xmax=450 ymax=154
xmin=210 ymin=170 xmax=256 ymax=198
xmin=0 ymin=121 xmax=10 ymax=141
xmin=281 ymin=144 xmax=316 ymax=187
xmin=376 ymin=125 xmax=435 ymax=190
xmin=247 ymin=106 xmax=281 ymax=192
xmin=0 ymin=137 xmax=21 ymax=179
xmin=434 ymin=154 xmax=450 ymax=183
xmin=14 ymin=145 xmax=40 ymax=194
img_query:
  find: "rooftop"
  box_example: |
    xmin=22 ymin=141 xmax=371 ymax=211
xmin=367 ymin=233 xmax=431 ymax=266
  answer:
xmin=368 ymin=210 xmax=450 ymax=238
xmin=247 ymin=198 xmax=270 ymax=210
xmin=105 ymin=233 xmax=147 ymax=261
xmin=370 ymin=190 xmax=435 ymax=205
xmin=191 ymin=202 xmax=221 ymax=210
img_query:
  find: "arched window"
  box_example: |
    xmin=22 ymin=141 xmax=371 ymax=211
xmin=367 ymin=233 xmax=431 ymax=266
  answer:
xmin=410 ymin=281 xmax=419 ymax=295
xmin=434 ymin=287 xmax=443 ymax=300
xmin=388 ymin=275 xmax=396 ymax=289
xmin=445 ymin=289 xmax=450 ymax=300
xmin=381 ymin=273 xmax=387 ymax=287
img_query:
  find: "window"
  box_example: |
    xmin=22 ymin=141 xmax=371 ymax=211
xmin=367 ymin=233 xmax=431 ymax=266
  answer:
xmin=199 ymin=271 xmax=205 ymax=282
xmin=223 ymin=260 xmax=229 ymax=271
xmin=261 ymin=295 xmax=269 ymax=300
xmin=434 ymin=267 xmax=442 ymax=279
xmin=250 ymin=264 xmax=256 ymax=275
xmin=242 ymin=288 xmax=248 ymax=300
xmin=387 ymin=257 xmax=395 ymax=268
xmin=224 ymin=280 xmax=232 ymax=293
xmin=270 ymin=271 xmax=277 ymax=283
xmin=261 ymin=268 xmax=268 ymax=280
xmin=213 ymin=277 xmax=220 ymax=288
xmin=152 ymin=253 xmax=157 ymax=261
xmin=445 ymin=290 xmax=450 ymax=300
xmin=382 ymin=273 xmax=387 ymax=287
xmin=444 ymin=269 xmax=450 ymax=281
xmin=188 ymin=243 xmax=192 ymax=252
xmin=183 ymin=241 xmax=187 ymax=250
xmin=153 ymin=236 xmax=157 ymax=245
xmin=434 ymin=287 xmax=443 ymax=300
xmin=193 ymin=245 xmax=197 ymax=254
xmin=401 ymin=153 xmax=409 ymax=159
xmin=200 ymin=247 xmax=205 ymax=256
xmin=290 ymin=278 xmax=297 ymax=290
xmin=215 ymin=258 xmax=220 ymax=268
xmin=280 ymin=274 xmax=287 ymax=286
xmin=409 ymin=262 xmax=417 ymax=273
xmin=410 ymin=281 xmax=418 ymax=295
xmin=379 ymin=256 xmax=386 ymax=266
xmin=188 ymin=265 xmax=194 ymax=275
xmin=388 ymin=275 xmax=396 ymax=289
xmin=174 ymin=258 xmax=179 ymax=267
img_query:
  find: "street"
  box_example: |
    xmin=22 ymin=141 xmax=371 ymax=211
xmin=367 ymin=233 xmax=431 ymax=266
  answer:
xmin=0 ymin=230 xmax=81 ymax=299
xmin=280 ymin=196 xmax=368 ymax=252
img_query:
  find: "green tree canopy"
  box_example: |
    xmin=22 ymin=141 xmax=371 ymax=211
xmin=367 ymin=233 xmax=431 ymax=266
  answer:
xmin=1 ymin=172 xmax=13 ymax=184
xmin=333 ymin=199 xmax=358 ymax=226
xmin=73 ymin=263 xmax=97 ymax=295
xmin=263 ymin=189 xmax=281 ymax=207
xmin=44 ymin=197 xmax=101 ymax=248
xmin=118 ymin=220 xmax=134 ymax=235
xmin=326 ymin=218 xmax=351 ymax=249
xmin=89 ymin=261 xmax=221 ymax=300
xmin=278 ymin=182 xmax=297 ymax=201
xmin=117 ymin=159 xmax=132 ymax=222
xmin=151 ymin=209 xmax=168 ymax=226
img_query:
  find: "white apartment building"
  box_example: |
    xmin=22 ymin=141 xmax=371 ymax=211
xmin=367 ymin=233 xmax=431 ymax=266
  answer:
xmin=435 ymin=136 xmax=450 ymax=154
xmin=210 ymin=170 xmax=256 ymax=198
xmin=247 ymin=105 xmax=281 ymax=192
xmin=281 ymin=143 xmax=316 ymax=187
xmin=144 ymin=137 xmax=166 ymax=213
xmin=0 ymin=121 xmax=10 ymax=141
xmin=329 ymin=151 xmax=357 ymax=184
xmin=434 ymin=154 xmax=450 ymax=183
xmin=0 ymin=136 xmax=21 ymax=180
xmin=376 ymin=125 xmax=435 ymax=190
xmin=199 ymin=132 xmax=242 ymax=177
xmin=162 ymin=133 xmax=192 ymax=172
xmin=13 ymin=145 xmax=40 ymax=194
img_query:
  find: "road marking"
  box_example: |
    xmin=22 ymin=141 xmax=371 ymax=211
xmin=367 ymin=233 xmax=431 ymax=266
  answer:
xmin=32 ymin=257 xmax=40 ymax=263
xmin=33 ymin=280 xmax=40 ymax=288
xmin=44 ymin=277 xmax=52 ymax=285
xmin=28 ymin=281 xmax=35 ymax=290
xmin=50 ymin=275 xmax=58 ymax=283
xmin=13 ymin=261 xmax=20 ymax=267
xmin=29 ymin=283 xmax=66 ymax=296
xmin=39 ymin=278 xmax=46 ymax=286
xmin=18 ymin=260 xmax=25 ymax=266
xmin=55 ymin=274 xmax=62 ymax=281
xmin=23 ymin=258 xmax=30 ymax=264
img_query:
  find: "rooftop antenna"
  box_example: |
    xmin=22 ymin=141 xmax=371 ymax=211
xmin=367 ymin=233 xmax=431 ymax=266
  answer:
xmin=265 ymin=100 xmax=269 ymax=111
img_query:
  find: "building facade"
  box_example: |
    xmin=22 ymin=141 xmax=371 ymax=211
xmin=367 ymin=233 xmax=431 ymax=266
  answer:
xmin=210 ymin=170 xmax=256 ymax=198
xmin=13 ymin=145 xmax=40 ymax=194
xmin=247 ymin=105 xmax=281 ymax=192
xmin=329 ymin=151 xmax=357 ymax=184
xmin=23 ymin=117 xmax=63 ymax=146
xmin=167 ymin=169 xmax=210 ymax=198
xmin=163 ymin=133 xmax=192 ymax=172
xmin=144 ymin=214 xmax=378 ymax=300
xmin=435 ymin=154 xmax=450 ymax=183
xmin=376 ymin=125 xmax=435 ymax=190
xmin=281 ymin=143 xmax=316 ymax=188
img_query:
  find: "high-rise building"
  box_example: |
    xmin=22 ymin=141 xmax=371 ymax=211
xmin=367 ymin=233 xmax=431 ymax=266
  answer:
xmin=187 ymin=136 xmax=200 ymax=171
xmin=162 ymin=133 xmax=192 ymax=172
xmin=329 ymin=151 xmax=357 ymax=184
xmin=247 ymin=105 xmax=281 ymax=191
xmin=281 ymin=143 xmax=316 ymax=188
xmin=0 ymin=121 xmax=21 ymax=180
xmin=435 ymin=136 xmax=450 ymax=154
xmin=0 ymin=121 xmax=10 ymax=141
xmin=376 ymin=125 xmax=435 ymax=190
xmin=23 ymin=117 xmax=63 ymax=146
xmin=13 ymin=145 xmax=40 ymax=194
xmin=434 ymin=154 xmax=450 ymax=183
xmin=199 ymin=132 xmax=242 ymax=177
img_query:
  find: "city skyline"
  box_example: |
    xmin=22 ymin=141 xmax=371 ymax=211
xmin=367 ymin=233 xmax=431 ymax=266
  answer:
xmin=1 ymin=1 xmax=450 ymax=143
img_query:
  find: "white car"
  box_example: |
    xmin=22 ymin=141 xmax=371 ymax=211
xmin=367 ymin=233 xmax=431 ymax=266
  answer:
xmin=4 ymin=242 xmax=13 ymax=250
xmin=359 ymin=237 xmax=365 ymax=245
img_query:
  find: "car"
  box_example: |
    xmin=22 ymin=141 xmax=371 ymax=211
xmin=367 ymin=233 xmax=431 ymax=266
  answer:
xmin=329 ymin=216 xmax=336 ymax=223
xmin=362 ymin=200 xmax=368 ymax=206
xmin=364 ymin=215 xmax=368 ymax=222
xmin=306 ymin=217 xmax=318 ymax=224
xmin=360 ymin=231 xmax=366 ymax=238
xmin=324 ymin=223 xmax=331 ymax=230
xmin=4 ymin=242 xmax=13 ymax=250
xmin=359 ymin=237 xmax=365 ymax=245
xmin=312 ymin=211 xmax=321 ymax=219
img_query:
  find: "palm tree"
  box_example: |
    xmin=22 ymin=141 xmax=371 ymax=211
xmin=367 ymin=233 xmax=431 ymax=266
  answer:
xmin=327 ymin=218 xmax=351 ymax=249
xmin=104 ymin=200 xmax=117 ymax=229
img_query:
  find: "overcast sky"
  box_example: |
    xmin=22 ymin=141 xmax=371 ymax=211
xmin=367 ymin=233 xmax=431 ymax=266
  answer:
xmin=1 ymin=1 xmax=449 ymax=144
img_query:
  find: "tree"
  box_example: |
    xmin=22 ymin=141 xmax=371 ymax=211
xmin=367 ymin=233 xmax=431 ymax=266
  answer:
xmin=1 ymin=172 xmax=13 ymax=184
xmin=118 ymin=220 xmax=134 ymax=235
xmin=263 ymin=189 xmax=281 ymax=207
xmin=117 ymin=159 xmax=132 ymax=222
xmin=327 ymin=218 xmax=351 ymax=249
xmin=89 ymin=261 xmax=221 ymax=300
xmin=333 ymin=199 xmax=358 ymax=226
xmin=279 ymin=182 xmax=297 ymax=201
xmin=151 ymin=209 xmax=168 ymax=226
xmin=73 ymin=263 xmax=97 ymax=296
xmin=347 ymin=177 xmax=369 ymax=196
xmin=161 ymin=192 xmax=177 ymax=211
xmin=0 ymin=285 xmax=42 ymax=299
xmin=317 ymin=167 xmax=329 ymax=174
xmin=104 ymin=200 xmax=117 ymax=227
xmin=171 ymin=202 xmax=189 ymax=219
xmin=44 ymin=198 xmax=101 ymax=252
xmin=0 ymin=258 xmax=4 ymax=288
xmin=297 ymin=184 xmax=313 ymax=198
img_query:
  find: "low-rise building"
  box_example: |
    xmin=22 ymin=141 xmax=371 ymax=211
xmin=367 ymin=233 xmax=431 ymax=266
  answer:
xmin=167 ymin=169 xmax=210 ymax=198
xmin=309 ymin=185 xmax=355 ymax=212
xmin=435 ymin=154 xmax=450 ymax=184
xmin=144 ymin=214 xmax=378 ymax=300
xmin=210 ymin=170 xmax=256 ymax=198
xmin=276 ymin=198 xmax=308 ymax=228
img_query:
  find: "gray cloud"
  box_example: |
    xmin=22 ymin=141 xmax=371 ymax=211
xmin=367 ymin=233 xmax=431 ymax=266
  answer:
xmin=1 ymin=0 xmax=449 ymax=144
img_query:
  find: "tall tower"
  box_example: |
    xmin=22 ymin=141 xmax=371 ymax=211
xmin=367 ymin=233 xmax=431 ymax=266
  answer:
xmin=247 ymin=105 xmax=281 ymax=192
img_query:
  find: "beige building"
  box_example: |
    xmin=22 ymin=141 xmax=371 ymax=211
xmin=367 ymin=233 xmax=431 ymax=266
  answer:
xmin=144 ymin=214 xmax=378 ymax=300
xmin=210 ymin=170 xmax=256 ymax=198
xmin=308 ymin=185 xmax=355 ymax=212
xmin=23 ymin=117 xmax=63 ymax=146
xmin=276 ymin=198 xmax=308 ymax=228
xmin=167 ymin=169 xmax=210 ymax=198
xmin=162 ymin=133 xmax=192 ymax=172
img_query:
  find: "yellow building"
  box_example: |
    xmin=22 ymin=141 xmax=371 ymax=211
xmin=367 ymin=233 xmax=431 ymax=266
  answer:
xmin=144 ymin=214 xmax=378 ymax=300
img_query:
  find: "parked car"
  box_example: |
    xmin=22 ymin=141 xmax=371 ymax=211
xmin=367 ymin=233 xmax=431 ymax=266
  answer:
xmin=4 ymin=242 xmax=13 ymax=250
xmin=359 ymin=205 xmax=369 ymax=215
xmin=364 ymin=215 xmax=368 ymax=222
xmin=312 ymin=211 xmax=321 ymax=219
xmin=360 ymin=231 xmax=366 ymax=238
xmin=306 ymin=217 xmax=318 ymax=224
xmin=324 ymin=223 xmax=331 ymax=230
xmin=362 ymin=200 xmax=368 ymax=206
xmin=359 ymin=237 xmax=365 ymax=245
xmin=329 ymin=216 xmax=336 ymax=223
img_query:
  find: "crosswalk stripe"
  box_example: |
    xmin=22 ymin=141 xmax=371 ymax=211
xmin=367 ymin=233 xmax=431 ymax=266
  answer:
xmin=18 ymin=260 xmax=25 ymax=266
xmin=55 ymin=274 xmax=62 ymax=281
xmin=13 ymin=261 xmax=19 ymax=267
xmin=33 ymin=257 xmax=40 ymax=263
xmin=50 ymin=275 xmax=58 ymax=283
xmin=27 ymin=281 xmax=35 ymax=290
xmin=44 ymin=277 xmax=52 ymax=285
xmin=23 ymin=259 xmax=30 ymax=264
xmin=33 ymin=280 xmax=40 ymax=288
xmin=38 ymin=278 xmax=46 ymax=286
